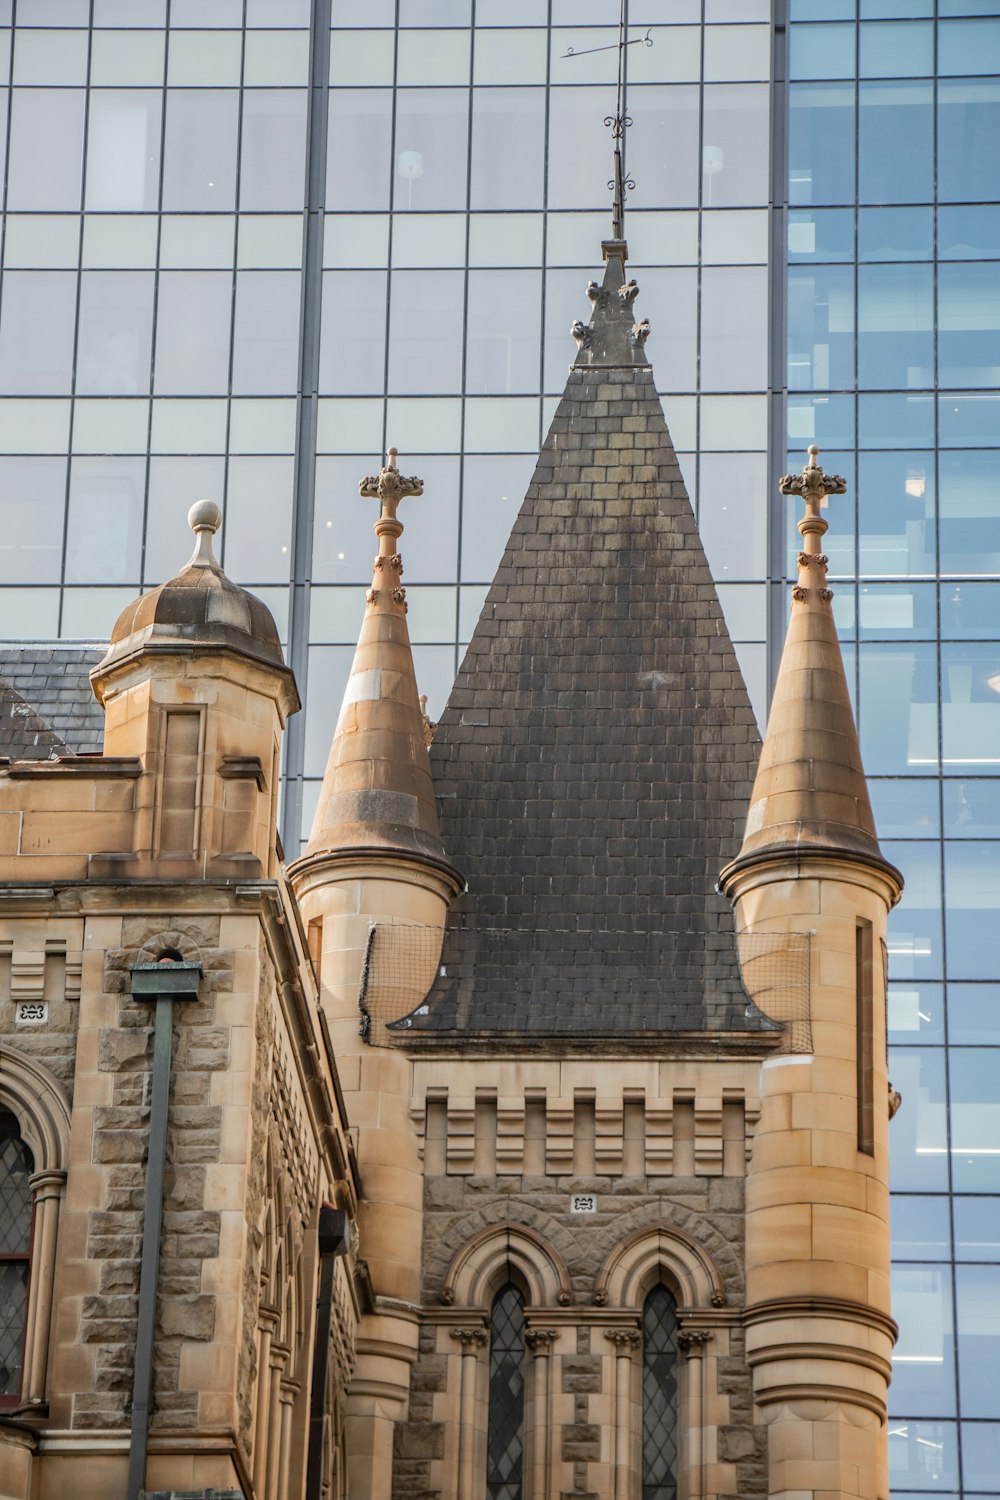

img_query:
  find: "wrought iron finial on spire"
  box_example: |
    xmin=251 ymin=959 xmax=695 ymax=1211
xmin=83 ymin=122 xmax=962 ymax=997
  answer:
xmin=562 ymin=3 xmax=652 ymax=245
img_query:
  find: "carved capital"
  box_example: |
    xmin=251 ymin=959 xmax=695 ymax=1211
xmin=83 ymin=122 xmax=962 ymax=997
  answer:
xmin=604 ymin=1328 xmax=641 ymax=1352
xmin=450 ymin=1327 xmax=488 ymax=1351
xmin=525 ymin=1329 xmax=558 ymax=1356
xmin=678 ymin=1329 xmax=713 ymax=1355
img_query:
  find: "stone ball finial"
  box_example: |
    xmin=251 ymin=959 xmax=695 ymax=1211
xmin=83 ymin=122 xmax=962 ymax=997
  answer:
xmin=188 ymin=498 xmax=222 ymax=534
xmin=807 ymin=444 xmax=819 ymax=462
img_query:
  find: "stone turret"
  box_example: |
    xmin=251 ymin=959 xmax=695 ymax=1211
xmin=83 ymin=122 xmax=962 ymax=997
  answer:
xmin=90 ymin=500 xmax=298 ymax=878
xmin=720 ymin=448 xmax=903 ymax=1500
xmin=287 ymin=451 xmax=462 ymax=1500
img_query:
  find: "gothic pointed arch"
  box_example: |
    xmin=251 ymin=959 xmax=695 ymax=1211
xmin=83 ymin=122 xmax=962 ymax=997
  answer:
xmin=441 ymin=1222 xmax=572 ymax=1309
xmin=0 ymin=1048 xmax=71 ymax=1173
xmin=594 ymin=1223 xmax=726 ymax=1310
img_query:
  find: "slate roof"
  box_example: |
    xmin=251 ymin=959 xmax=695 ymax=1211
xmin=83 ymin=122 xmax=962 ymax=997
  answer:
xmin=407 ymin=244 xmax=769 ymax=1039
xmin=0 ymin=647 xmax=104 ymax=758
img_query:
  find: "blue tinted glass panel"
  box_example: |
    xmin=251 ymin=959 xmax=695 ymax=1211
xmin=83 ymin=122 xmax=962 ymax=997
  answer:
xmin=858 ymin=450 xmax=935 ymax=578
xmin=871 ymin=781 xmax=939 ymax=839
xmin=954 ymin=1198 xmax=1000 ymax=1261
xmin=789 ymin=23 xmax=855 ymax=79
xmin=891 ymin=1265 xmax=956 ymax=1418
xmin=860 ymin=21 xmax=933 ymax=77
xmin=939 ymin=451 xmax=1000 ymax=574
xmin=950 ymin=1052 xmax=1000 ymax=1192
xmin=791 ymin=0 xmax=853 ymax=17
xmin=888 ymin=981 xmax=944 ymax=1044
xmin=858 ymin=583 xmax=936 ymax=639
xmin=788 ymin=394 xmax=855 ymax=450
xmin=888 ymin=1422 xmax=958 ymax=1493
xmin=891 ymin=1196 xmax=951 ymax=1260
xmin=862 ymin=0 xmax=932 ymax=12
xmin=887 ymin=1048 xmax=948 ymax=1189
xmin=788 ymin=208 xmax=854 ymax=262
xmin=859 ymin=648 xmax=938 ymax=776
xmin=939 ymin=395 xmax=1000 ymax=448
xmin=859 ymin=82 xmax=933 ymax=205
xmin=940 ymin=584 xmax=1000 ymax=641
xmin=858 ymin=264 xmax=933 ymax=392
xmin=787 ymin=265 xmax=854 ymax=390
xmin=789 ymin=83 xmax=856 ymax=206
xmin=938 ymin=80 xmax=1000 ymax=203
xmin=885 ymin=840 xmax=943 ymax=978
xmin=956 ymin=1268 xmax=1000 ymax=1415
xmin=961 ymin=1423 xmax=1000 ymax=1491
xmin=947 ymin=984 xmax=1000 ymax=1045
xmin=938 ymin=205 xmax=1000 ymax=260
xmin=941 ymin=647 xmax=1000 ymax=778
xmin=939 ymin=18 xmax=1000 ymax=77
xmin=859 ymin=395 xmax=934 ymax=451
xmin=938 ymin=265 xmax=1000 ymax=390
xmin=858 ymin=207 xmax=933 ymax=262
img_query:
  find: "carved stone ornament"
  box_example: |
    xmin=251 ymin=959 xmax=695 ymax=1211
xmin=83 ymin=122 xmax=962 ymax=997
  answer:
xmin=389 ymin=554 xmax=404 ymax=573
xmin=525 ymin=1329 xmax=558 ymax=1355
xmin=678 ymin=1329 xmax=713 ymax=1352
xmin=819 ymin=587 xmax=834 ymax=601
xmin=585 ymin=280 xmax=602 ymax=305
xmin=710 ymin=1290 xmax=727 ymax=1308
xmin=374 ymin=556 xmax=386 ymax=571
xmin=366 ymin=589 xmax=379 ymax=605
xmin=888 ymin=1083 xmax=902 ymax=1119
xmin=779 ymin=446 xmax=847 ymax=503
xmin=798 ymin=551 xmax=830 ymax=569
xmin=557 ymin=1289 xmax=572 ymax=1306
xmin=571 ymin=319 xmax=593 ymax=350
xmin=604 ymin=1328 xmax=641 ymax=1350
xmin=791 ymin=585 xmax=809 ymax=602
xmin=618 ymin=279 xmax=640 ymax=308
xmin=593 ymin=1289 xmax=609 ymax=1306
xmin=450 ymin=1327 xmax=488 ymax=1350
xmin=390 ymin=587 xmax=407 ymax=605
xmin=631 ymin=319 xmax=651 ymax=347
xmin=438 ymin=1286 xmax=456 ymax=1306
xmin=359 ymin=447 xmax=423 ymax=521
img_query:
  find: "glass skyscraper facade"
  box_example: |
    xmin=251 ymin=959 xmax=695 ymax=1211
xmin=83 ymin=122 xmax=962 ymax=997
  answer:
xmin=0 ymin=1 xmax=997 ymax=1493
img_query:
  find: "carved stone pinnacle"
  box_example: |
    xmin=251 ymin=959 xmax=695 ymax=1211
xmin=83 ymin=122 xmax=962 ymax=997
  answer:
xmin=780 ymin=444 xmax=847 ymax=507
xmin=359 ymin=446 xmax=423 ymax=521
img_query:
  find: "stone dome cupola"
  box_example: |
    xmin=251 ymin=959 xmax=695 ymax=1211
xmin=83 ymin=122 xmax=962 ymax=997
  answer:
xmin=93 ymin=501 xmax=296 ymax=703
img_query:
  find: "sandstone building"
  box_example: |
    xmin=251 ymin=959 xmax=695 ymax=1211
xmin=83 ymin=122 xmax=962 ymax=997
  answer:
xmin=0 ymin=242 xmax=901 ymax=1500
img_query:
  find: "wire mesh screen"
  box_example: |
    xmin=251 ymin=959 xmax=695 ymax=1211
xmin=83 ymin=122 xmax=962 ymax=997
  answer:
xmin=356 ymin=923 xmax=812 ymax=1052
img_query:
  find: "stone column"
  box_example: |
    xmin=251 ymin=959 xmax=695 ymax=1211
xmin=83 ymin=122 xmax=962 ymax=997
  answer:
xmin=252 ymin=1306 xmax=279 ymax=1495
xmin=450 ymin=1327 xmax=487 ymax=1499
xmin=278 ymin=1375 xmax=299 ymax=1497
xmin=22 ymin=1168 xmax=66 ymax=1404
xmin=605 ymin=1328 xmax=641 ymax=1500
xmin=264 ymin=1341 xmax=290 ymax=1500
xmin=678 ymin=1329 xmax=712 ymax=1500
xmin=525 ymin=1328 xmax=557 ymax=1500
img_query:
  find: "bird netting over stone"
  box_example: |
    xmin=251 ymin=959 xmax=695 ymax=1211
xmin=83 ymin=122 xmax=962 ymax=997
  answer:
xmin=356 ymin=923 xmax=811 ymax=1052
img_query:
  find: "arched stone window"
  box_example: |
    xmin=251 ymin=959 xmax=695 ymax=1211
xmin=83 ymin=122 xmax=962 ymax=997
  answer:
xmin=486 ymin=1282 xmax=525 ymax=1500
xmin=642 ymin=1283 xmax=679 ymax=1500
xmin=0 ymin=1109 xmax=34 ymax=1407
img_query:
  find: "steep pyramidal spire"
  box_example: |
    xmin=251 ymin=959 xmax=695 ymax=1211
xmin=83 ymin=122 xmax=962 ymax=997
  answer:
xmin=725 ymin=446 xmax=892 ymax=875
xmin=409 ymin=250 xmax=766 ymax=1037
xmin=303 ymin=450 xmax=456 ymax=870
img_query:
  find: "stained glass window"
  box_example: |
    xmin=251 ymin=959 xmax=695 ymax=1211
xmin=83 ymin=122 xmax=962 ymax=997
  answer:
xmin=643 ymin=1284 xmax=679 ymax=1500
xmin=487 ymin=1282 xmax=524 ymax=1500
xmin=0 ymin=1110 xmax=34 ymax=1402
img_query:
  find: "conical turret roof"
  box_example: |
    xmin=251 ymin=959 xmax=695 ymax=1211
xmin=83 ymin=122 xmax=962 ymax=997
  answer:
xmin=403 ymin=243 xmax=769 ymax=1038
xmin=721 ymin=446 xmax=900 ymax=887
xmin=298 ymin=450 xmax=459 ymax=876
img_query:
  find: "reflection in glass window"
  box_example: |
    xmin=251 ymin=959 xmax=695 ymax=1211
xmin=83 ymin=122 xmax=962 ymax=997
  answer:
xmin=858 ymin=265 xmax=933 ymax=391
xmin=940 ymin=394 xmax=1000 ymax=449
xmin=223 ymin=457 xmax=293 ymax=583
xmin=890 ymin=1265 xmax=955 ymax=1418
xmin=700 ymin=267 xmax=768 ymax=392
xmin=77 ymin=273 xmax=155 ymax=396
xmin=460 ymin=454 xmax=534 ymax=582
xmin=858 ymin=451 xmax=935 ymax=578
xmin=938 ymin=204 xmax=1000 ymax=261
xmin=948 ymin=1051 xmax=1000 ymax=1192
xmin=7 ymin=90 xmax=86 ymax=210
xmin=858 ymin=394 xmax=934 ymax=451
xmin=789 ymin=21 xmax=855 ymax=80
xmin=890 ymin=1195 xmax=951 ymax=1260
xmin=153 ymin=273 xmax=233 ymax=396
xmin=393 ymin=90 xmax=470 ymax=212
xmin=466 ymin=272 xmax=542 ymax=395
xmin=859 ymin=82 xmax=933 ymax=206
xmin=86 ymin=90 xmax=162 ymax=211
xmin=0 ymin=272 xmax=78 ymax=396
xmin=232 ymin=273 xmax=301 ymax=396
xmin=0 ymin=458 xmax=67 ymax=585
xmin=956 ymin=1266 xmax=1000 ymax=1415
xmin=887 ymin=1048 xmax=948 ymax=1190
xmin=788 ymin=208 xmax=854 ymax=261
xmin=65 ymin=458 xmax=145 ymax=584
xmin=319 ymin=271 xmax=387 ymax=397
xmin=858 ymin=207 xmax=932 ymax=263
xmin=947 ymin=984 xmax=1000 ymax=1045
xmin=789 ymin=84 xmax=855 ymax=206
xmin=961 ymin=1420 xmax=1000 ymax=1492
xmin=872 ymin=780 xmax=939 ymax=839
xmin=859 ymin=583 xmax=936 ymax=639
xmin=626 ymin=88 xmax=701 ymax=212
xmin=938 ymin=81 xmax=1000 ymax=204
xmin=701 ymin=84 xmax=770 ymax=207
xmin=941 ymin=584 xmax=1000 ymax=642
xmin=699 ymin=453 xmax=768 ymax=580
xmin=954 ymin=1198 xmax=1000 ymax=1262
xmin=469 ymin=89 xmax=545 ymax=211
xmin=940 ymin=647 xmax=1000 ymax=777
xmin=547 ymin=87 xmax=632 ymax=212
xmin=240 ymin=90 xmax=308 ymax=211
xmin=162 ymin=91 xmax=240 ymax=212
xmin=859 ymin=20 xmax=933 ymax=78
xmin=887 ymin=1421 xmax=958 ymax=1493
xmin=887 ymin=981 xmax=943 ymax=1044
xmin=145 ymin=457 xmax=225 ymax=584
xmin=327 ymin=91 xmax=394 ymax=211
xmin=788 ymin=266 xmax=853 ymax=391
xmin=883 ymin=839 xmax=942 ymax=981
xmin=388 ymin=271 xmax=463 ymax=394
xmin=938 ymin=265 xmax=1000 ymax=390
